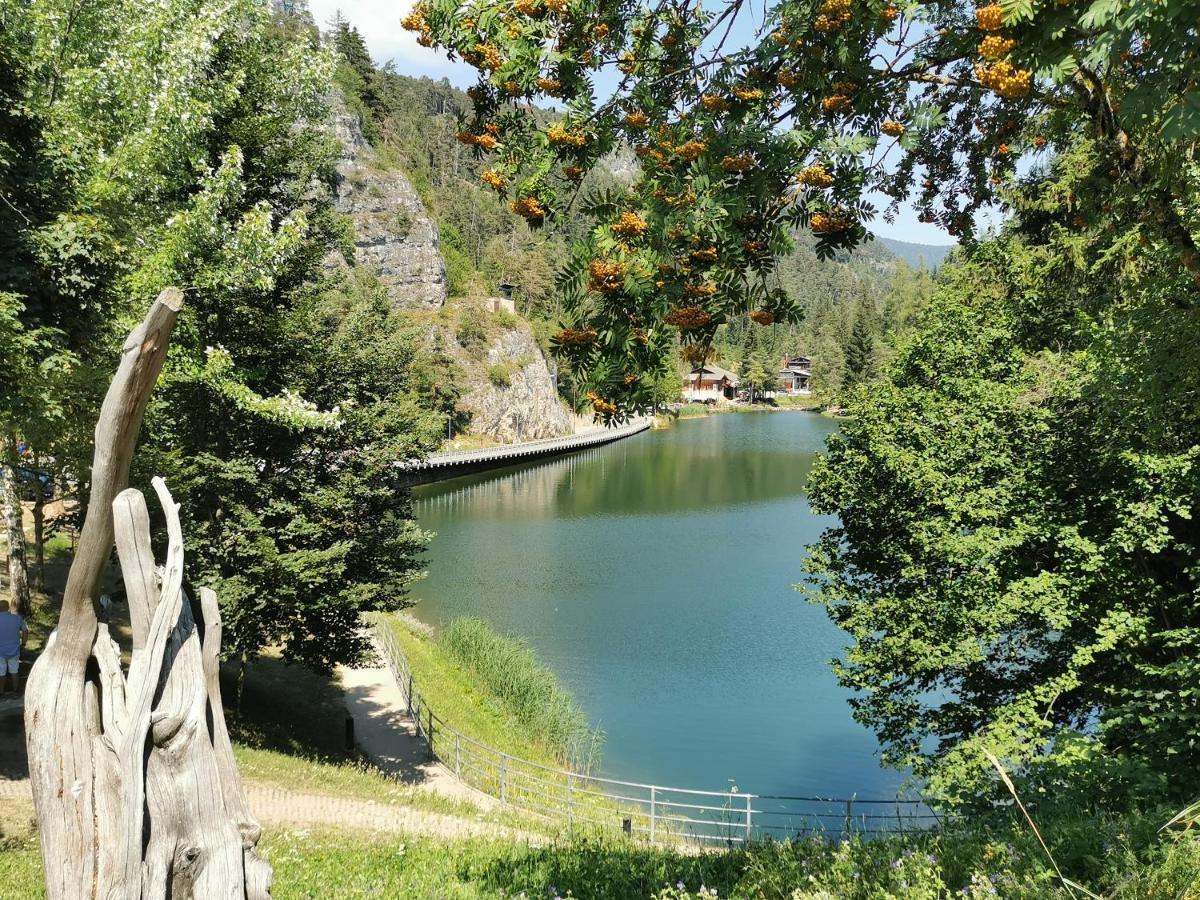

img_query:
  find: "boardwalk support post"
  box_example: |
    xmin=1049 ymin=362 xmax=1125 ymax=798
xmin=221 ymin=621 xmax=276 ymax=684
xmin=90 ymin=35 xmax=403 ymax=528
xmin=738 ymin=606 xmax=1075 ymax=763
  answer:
xmin=745 ymin=793 xmax=753 ymax=843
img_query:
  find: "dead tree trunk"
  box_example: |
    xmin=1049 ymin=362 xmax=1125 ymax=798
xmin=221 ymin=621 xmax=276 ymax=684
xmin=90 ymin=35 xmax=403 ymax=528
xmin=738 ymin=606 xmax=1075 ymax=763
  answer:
xmin=1 ymin=437 xmax=31 ymax=615
xmin=24 ymin=289 xmax=272 ymax=900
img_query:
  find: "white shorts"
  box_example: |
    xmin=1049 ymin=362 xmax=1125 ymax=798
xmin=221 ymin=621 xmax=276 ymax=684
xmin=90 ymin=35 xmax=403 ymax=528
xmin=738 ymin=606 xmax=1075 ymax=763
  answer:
xmin=2 ymin=656 xmax=18 ymax=675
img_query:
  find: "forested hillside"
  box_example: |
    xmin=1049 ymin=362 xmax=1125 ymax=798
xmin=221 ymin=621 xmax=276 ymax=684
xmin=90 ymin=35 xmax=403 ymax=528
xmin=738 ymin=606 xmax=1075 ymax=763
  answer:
xmin=327 ymin=11 xmax=938 ymax=406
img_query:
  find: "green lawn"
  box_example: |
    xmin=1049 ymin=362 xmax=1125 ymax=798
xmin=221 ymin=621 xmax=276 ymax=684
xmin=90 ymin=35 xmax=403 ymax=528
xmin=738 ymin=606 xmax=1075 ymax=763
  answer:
xmin=5 ymin=812 xmax=1199 ymax=899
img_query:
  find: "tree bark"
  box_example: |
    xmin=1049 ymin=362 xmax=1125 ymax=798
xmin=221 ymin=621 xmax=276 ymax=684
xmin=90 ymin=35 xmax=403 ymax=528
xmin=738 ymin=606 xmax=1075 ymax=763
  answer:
xmin=24 ymin=288 xmax=273 ymax=900
xmin=1 ymin=437 xmax=30 ymax=615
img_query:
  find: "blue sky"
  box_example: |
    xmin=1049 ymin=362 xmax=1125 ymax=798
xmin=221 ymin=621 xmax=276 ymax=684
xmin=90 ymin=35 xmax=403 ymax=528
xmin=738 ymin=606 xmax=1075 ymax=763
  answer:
xmin=309 ymin=0 xmax=964 ymax=247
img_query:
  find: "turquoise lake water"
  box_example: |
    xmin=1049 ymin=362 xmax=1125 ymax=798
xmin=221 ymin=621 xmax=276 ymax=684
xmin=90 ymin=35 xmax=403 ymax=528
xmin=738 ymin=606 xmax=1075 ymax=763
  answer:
xmin=410 ymin=411 xmax=905 ymax=800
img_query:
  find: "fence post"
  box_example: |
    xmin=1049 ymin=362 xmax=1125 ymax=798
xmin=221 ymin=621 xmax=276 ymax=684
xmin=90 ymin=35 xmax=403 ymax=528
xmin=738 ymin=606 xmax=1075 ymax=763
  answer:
xmin=500 ymin=753 xmax=508 ymax=803
xmin=845 ymin=796 xmax=854 ymax=834
xmin=455 ymin=734 xmax=461 ymax=777
xmin=567 ymin=772 xmax=574 ymax=825
xmin=649 ymin=786 xmax=657 ymax=845
xmin=744 ymin=793 xmax=753 ymax=843
xmin=427 ymin=707 xmax=435 ymax=758
xmin=407 ymin=674 xmax=414 ymax=717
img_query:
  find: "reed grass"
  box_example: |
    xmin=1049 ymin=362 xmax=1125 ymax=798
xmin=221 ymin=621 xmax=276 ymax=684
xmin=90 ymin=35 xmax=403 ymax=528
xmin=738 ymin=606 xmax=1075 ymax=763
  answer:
xmin=440 ymin=617 xmax=603 ymax=767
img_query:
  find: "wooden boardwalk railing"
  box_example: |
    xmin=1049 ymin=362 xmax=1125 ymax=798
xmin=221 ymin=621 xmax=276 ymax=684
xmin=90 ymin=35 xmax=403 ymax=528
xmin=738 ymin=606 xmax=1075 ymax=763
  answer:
xmin=399 ymin=418 xmax=652 ymax=475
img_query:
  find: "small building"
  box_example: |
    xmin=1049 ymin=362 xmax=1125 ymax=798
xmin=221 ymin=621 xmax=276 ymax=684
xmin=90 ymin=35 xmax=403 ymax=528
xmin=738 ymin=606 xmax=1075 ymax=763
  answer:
xmin=482 ymin=296 xmax=516 ymax=314
xmin=777 ymin=355 xmax=812 ymax=394
xmin=685 ymin=364 xmax=740 ymax=402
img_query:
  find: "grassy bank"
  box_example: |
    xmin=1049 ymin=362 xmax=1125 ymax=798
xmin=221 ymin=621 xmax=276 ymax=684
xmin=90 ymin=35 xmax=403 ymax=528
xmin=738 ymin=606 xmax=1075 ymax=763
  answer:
xmin=382 ymin=614 xmax=584 ymax=768
xmin=5 ymin=807 xmax=1198 ymax=899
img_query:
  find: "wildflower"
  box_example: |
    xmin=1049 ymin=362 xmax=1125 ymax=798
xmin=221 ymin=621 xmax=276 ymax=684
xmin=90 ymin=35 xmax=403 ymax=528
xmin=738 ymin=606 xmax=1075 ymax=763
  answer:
xmin=881 ymin=120 xmax=905 ymax=137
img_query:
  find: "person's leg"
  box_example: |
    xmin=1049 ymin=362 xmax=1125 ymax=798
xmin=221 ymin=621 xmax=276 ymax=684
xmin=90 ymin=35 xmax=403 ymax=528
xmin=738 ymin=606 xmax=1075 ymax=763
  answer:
xmin=1 ymin=657 xmax=15 ymax=694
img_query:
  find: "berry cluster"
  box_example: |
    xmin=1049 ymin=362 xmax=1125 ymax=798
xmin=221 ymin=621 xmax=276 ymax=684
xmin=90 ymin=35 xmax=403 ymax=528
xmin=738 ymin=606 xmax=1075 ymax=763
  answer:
xmin=720 ymin=154 xmax=755 ymax=173
xmin=547 ymin=122 xmax=588 ymax=147
xmin=664 ymin=306 xmax=714 ymax=330
xmin=586 ymin=392 xmax=618 ymax=415
xmin=880 ymin=120 xmax=906 ymax=137
xmin=814 ymin=0 xmax=852 ymax=33
xmin=979 ymin=34 xmax=1016 ymax=60
xmin=480 ymin=169 xmax=506 ymax=190
xmin=682 ymin=281 xmax=717 ymax=299
xmin=612 ymin=211 xmax=649 ymax=238
xmin=554 ymin=327 xmax=599 ymax=347
xmin=510 ymin=197 xmax=547 ymax=220
xmin=797 ymin=165 xmax=834 ymax=187
xmin=675 ymin=140 xmax=708 ymax=161
xmin=810 ymin=211 xmax=854 ymax=233
xmin=624 ymin=110 xmax=651 ymax=129
xmin=975 ymin=4 xmax=1004 ymax=31
xmin=749 ymin=310 xmax=776 ymax=325
xmin=974 ymin=60 xmax=1032 ymax=99
xmin=588 ymin=259 xmax=627 ymax=293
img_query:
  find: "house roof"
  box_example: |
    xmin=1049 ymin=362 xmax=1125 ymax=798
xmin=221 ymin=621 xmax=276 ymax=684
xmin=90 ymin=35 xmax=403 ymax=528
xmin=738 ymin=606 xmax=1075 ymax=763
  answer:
xmin=688 ymin=364 xmax=740 ymax=385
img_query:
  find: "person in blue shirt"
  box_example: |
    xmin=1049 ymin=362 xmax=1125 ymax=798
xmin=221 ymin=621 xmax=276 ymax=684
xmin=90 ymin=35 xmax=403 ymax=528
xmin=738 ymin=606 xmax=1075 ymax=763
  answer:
xmin=0 ymin=599 xmax=27 ymax=694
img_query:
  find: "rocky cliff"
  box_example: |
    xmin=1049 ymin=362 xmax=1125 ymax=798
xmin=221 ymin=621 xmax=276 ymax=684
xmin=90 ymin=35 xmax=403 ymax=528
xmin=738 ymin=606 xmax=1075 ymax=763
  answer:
xmin=327 ymin=103 xmax=447 ymax=310
xmin=455 ymin=324 xmax=573 ymax=444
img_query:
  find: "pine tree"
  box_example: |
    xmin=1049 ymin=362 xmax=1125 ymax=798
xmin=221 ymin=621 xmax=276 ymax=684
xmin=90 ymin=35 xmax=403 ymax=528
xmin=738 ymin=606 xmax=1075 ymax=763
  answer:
xmin=842 ymin=303 xmax=878 ymax=391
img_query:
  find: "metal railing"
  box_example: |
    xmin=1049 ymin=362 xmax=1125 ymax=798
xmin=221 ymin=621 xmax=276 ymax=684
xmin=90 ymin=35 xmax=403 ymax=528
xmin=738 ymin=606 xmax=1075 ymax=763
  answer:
xmin=400 ymin=419 xmax=652 ymax=470
xmin=374 ymin=622 xmax=945 ymax=846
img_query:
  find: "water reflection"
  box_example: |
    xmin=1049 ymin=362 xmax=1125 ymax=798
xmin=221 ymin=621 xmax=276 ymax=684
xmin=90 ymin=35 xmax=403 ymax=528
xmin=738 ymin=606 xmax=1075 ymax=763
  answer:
xmin=412 ymin=412 xmax=903 ymax=799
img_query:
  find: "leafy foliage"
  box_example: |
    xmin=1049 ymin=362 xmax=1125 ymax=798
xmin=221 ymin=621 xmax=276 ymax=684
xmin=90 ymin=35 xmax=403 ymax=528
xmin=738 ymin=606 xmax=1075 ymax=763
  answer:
xmin=409 ymin=0 xmax=1200 ymax=418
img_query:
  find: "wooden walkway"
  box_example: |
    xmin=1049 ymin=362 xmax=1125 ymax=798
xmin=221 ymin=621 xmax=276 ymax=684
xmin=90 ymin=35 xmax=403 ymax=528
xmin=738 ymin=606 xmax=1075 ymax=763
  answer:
xmin=400 ymin=418 xmax=651 ymax=482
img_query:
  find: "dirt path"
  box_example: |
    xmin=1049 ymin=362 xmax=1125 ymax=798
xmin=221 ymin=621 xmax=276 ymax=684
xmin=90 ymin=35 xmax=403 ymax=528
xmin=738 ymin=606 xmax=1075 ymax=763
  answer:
xmin=0 ymin=775 xmax=538 ymax=843
xmin=338 ymin=652 xmax=494 ymax=809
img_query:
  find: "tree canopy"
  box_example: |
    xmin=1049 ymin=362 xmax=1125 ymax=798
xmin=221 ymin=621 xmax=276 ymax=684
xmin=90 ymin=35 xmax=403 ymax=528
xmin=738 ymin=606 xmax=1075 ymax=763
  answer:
xmin=408 ymin=0 xmax=1200 ymax=417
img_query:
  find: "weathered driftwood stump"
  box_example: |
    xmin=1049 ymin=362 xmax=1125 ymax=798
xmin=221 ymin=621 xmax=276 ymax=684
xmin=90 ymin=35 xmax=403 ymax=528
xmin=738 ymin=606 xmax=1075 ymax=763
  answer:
xmin=25 ymin=289 xmax=272 ymax=900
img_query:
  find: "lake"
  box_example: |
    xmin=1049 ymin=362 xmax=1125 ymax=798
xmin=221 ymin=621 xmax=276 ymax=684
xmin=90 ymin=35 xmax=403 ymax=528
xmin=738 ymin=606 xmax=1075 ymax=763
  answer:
xmin=410 ymin=411 xmax=904 ymax=801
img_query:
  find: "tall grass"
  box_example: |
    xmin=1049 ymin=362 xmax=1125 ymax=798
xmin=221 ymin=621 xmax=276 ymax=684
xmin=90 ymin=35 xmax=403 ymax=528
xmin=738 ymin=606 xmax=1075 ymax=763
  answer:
xmin=441 ymin=617 xmax=603 ymax=767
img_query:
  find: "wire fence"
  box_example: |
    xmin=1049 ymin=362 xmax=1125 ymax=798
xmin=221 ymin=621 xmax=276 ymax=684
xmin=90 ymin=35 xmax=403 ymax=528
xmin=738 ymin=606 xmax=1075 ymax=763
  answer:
xmin=374 ymin=622 xmax=946 ymax=847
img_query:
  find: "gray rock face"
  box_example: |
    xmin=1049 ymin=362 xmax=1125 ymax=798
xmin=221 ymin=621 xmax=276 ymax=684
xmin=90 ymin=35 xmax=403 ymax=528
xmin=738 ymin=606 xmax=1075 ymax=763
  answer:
xmin=459 ymin=327 xmax=573 ymax=443
xmin=327 ymin=102 xmax=447 ymax=310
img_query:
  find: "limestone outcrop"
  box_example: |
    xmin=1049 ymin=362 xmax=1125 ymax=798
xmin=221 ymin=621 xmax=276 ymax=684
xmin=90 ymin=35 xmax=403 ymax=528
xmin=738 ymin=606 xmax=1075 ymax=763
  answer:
xmin=457 ymin=325 xmax=573 ymax=444
xmin=327 ymin=102 xmax=447 ymax=310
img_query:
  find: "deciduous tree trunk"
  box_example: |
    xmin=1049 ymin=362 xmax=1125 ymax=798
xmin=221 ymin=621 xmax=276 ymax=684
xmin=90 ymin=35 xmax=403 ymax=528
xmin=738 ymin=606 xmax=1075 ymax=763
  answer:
xmin=24 ymin=289 xmax=273 ymax=900
xmin=1 ymin=437 xmax=30 ymax=615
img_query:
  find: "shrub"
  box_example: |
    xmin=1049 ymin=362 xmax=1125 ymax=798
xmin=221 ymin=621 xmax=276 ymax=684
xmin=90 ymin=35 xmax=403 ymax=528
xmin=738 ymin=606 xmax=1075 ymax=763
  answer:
xmin=456 ymin=304 xmax=488 ymax=351
xmin=486 ymin=364 xmax=512 ymax=387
